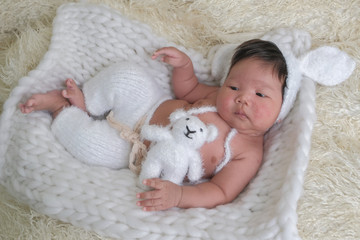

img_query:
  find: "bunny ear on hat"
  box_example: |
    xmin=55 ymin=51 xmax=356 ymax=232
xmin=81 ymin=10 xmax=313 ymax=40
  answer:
xmin=271 ymin=38 xmax=356 ymax=122
xmin=300 ymin=46 xmax=356 ymax=86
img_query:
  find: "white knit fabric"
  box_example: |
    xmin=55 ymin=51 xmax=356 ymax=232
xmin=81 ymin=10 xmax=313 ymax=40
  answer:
xmin=51 ymin=61 xmax=169 ymax=169
xmin=0 ymin=2 xmax=340 ymax=239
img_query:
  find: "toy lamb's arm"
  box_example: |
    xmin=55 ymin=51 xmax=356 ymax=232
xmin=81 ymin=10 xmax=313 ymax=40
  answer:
xmin=140 ymin=124 xmax=172 ymax=142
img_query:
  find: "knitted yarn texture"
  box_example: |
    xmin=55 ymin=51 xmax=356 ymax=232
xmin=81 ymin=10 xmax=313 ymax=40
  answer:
xmin=0 ymin=3 xmax=317 ymax=239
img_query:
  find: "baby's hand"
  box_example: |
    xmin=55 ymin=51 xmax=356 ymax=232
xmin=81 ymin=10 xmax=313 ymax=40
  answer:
xmin=152 ymin=47 xmax=191 ymax=68
xmin=136 ymin=178 xmax=183 ymax=211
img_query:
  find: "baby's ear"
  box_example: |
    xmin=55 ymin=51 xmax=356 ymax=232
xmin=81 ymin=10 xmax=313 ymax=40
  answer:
xmin=206 ymin=124 xmax=218 ymax=143
xmin=300 ymin=46 xmax=356 ymax=86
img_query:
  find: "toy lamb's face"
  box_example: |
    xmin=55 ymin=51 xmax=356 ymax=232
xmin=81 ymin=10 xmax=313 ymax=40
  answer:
xmin=169 ymin=110 xmax=218 ymax=149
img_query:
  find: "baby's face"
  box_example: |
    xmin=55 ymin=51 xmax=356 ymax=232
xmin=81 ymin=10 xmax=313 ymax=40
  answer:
xmin=216 ymin=58 xmax=283 ymax=136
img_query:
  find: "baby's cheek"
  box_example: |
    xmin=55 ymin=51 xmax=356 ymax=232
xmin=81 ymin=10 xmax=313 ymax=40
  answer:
xmin=217 ymin=96 xmax=231 ymax=112
xmin=255 ymin=104 xmax=276 ymax=121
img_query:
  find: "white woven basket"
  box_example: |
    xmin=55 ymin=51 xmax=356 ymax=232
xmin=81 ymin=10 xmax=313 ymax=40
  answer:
xmin=0 ymin=3 xmax=316 ymax=239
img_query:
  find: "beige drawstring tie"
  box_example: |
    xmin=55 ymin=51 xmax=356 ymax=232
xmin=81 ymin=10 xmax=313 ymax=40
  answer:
xmin=106 ymin=111 xmax=147 ymax=175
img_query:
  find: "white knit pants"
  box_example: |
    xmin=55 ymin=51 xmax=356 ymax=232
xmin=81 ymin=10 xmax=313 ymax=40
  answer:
xmin=51 ymin=62 xmax=169 ymax=169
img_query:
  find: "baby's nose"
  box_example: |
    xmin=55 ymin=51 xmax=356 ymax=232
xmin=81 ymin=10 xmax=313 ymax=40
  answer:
xmin=235 ymin=93 xmax=251 ymax=104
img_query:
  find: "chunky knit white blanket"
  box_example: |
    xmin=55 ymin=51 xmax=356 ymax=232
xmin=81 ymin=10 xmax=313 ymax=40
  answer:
xmin=0 ymin=3 xmax=317 ymax=239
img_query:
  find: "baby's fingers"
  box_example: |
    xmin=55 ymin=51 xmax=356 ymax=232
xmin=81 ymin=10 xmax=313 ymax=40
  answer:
xmin=153 ymin=47 xmax=176 ymax=55
xmin=152 ymin=47 xmax=169 ymax=59
xmin=152 ymin=47 xmax=183 ymax=63
xmin=136 ymin=198 xmax=165 ymax=211
xmin=151 ymin=51 xmax=162 ymax=60
xmin=142 ymin=178 xmax=165 ymax=189
xmin=137 ymin=187 xmax=162 ymax=200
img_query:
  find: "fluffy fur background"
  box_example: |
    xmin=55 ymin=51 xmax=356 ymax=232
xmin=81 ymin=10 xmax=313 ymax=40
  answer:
xmin=0 ymin=0 xmax=359 ymax=239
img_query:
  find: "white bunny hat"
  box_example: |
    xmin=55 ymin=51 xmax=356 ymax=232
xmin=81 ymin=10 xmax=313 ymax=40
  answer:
xmin=209 ymin=28 xmax=356 ymax=123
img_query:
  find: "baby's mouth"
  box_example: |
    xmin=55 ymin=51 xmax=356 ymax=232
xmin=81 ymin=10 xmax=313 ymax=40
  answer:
xmin=235 ymin=111 xmax=248 ymax=119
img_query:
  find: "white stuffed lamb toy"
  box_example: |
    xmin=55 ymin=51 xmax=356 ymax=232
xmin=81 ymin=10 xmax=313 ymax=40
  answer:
xmin=138 ymin=108 xmax=218 ymax=189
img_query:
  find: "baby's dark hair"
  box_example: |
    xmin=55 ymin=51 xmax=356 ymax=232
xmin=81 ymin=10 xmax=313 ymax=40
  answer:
xmin=230 ymin=39 xmax=288 ymax=97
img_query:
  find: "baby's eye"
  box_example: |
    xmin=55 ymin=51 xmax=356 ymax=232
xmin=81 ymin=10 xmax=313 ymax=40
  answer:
xmin=256 ymin=92 xmax=265 ymax=97
xmin=229 ymin=86 xmax=239 ymax=91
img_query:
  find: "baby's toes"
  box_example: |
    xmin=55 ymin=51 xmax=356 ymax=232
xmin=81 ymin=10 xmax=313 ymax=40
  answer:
xmin=21 ymin=100 xmax=35 ymax=113
xmin=19 ymin=103 xmax=26 ymax=113
xmin=61 ymin=89 xmax=69 ymax=99
xmin=66 ymin=78 xmax=80 ymax=91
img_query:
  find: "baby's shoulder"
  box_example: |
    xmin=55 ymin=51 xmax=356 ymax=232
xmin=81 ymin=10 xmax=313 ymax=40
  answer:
xmin=230 ymin=132 xmax=264 ymax=162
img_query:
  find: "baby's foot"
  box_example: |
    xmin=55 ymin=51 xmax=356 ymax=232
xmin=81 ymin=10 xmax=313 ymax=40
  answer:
xmin=62 ymin=78 xmax=86 ymax=111
xmin=19 ymin=90 xmax=70 ymax=117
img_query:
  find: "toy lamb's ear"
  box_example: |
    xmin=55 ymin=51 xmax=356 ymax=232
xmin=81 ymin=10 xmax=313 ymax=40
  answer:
xmin=169 ymin=109 xmax=187 ymax=122
xmin=187 ymin=106 xmax=217 ymax=115
xmin=206 ymin=124 xmax=218 ymax=143
xmin=300 ymin=46 xmax=356 ymax=86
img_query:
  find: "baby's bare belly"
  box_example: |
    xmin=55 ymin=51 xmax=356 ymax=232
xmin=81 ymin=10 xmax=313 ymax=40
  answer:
xmin=149 ymin=99 xmax=189 ymax=126
xmin=149 ymin=99 xmax=229 ymax=178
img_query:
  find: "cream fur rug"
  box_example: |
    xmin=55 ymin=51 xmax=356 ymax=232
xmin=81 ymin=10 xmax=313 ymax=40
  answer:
xmin=0 ymin=0 xmax=359 ymax=239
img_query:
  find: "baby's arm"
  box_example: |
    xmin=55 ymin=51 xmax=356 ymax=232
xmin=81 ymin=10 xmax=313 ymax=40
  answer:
xmin=178 ymin=157 xmax=261 ymax=209
xmin=152 ymin=47 xmax=217 ymax=103
xmin=136 ymin=154 xmax=262 ymax=211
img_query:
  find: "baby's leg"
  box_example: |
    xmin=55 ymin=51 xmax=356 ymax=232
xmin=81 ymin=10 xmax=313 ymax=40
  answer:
xmin=61 ymin=78 xmax=86 ymax=112
xmin=83 ymin=62 xmax=168 ymax=128
xmin=19 ymin=90 xmax=70 ymax=118
xmin=52 ymin=106 xmax=131 ymax=169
